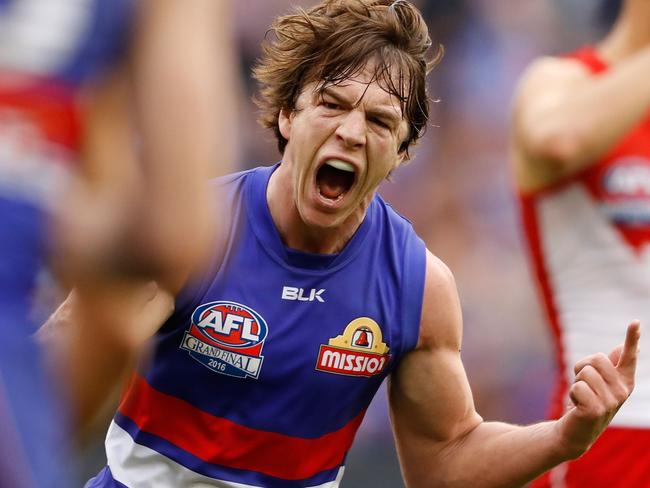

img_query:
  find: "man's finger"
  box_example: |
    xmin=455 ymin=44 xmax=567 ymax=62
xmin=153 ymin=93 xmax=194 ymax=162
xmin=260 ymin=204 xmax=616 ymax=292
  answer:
xmin=607 ymin=345 xmax=623 ymax=368
xmin=615 ymin=320 xmax=641 ymax=371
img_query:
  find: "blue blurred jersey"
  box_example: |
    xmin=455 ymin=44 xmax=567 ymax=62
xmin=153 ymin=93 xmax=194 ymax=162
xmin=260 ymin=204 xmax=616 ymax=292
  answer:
xmin=0 ymin=0 xmax=135 ymax=485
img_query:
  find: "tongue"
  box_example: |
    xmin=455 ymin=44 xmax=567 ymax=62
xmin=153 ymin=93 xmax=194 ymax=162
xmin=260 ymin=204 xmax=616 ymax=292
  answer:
xmin=318 ymin=164 xmax=351 ymax=200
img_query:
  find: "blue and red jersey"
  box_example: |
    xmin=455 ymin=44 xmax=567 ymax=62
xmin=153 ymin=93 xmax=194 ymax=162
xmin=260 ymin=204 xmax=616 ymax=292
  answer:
xmin=90 ymin=164 xmax=426 ymax=487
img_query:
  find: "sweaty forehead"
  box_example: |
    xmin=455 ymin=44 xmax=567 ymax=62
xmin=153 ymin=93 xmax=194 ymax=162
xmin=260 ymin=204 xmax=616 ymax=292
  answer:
xmin=301 ymin=58 xmax=408 ymax=110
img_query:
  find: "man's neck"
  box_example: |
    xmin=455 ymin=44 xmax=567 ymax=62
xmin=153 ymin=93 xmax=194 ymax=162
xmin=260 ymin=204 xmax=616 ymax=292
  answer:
xmin=599 ymin=1 xmax=650 ymax=61
xmin=266 ymin=163 xmax=367 ymax=255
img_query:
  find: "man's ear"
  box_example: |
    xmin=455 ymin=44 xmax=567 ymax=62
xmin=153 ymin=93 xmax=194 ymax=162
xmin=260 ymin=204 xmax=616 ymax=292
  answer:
xmin=396 ymin=141 xmax=410 ymax=166
xmin=278 ymin=108 xmax=292 ymax=141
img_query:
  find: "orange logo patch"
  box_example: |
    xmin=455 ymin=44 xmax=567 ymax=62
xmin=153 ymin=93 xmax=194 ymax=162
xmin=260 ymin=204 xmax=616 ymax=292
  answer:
xmin=315 ymin=317 xmax=390 ymax=377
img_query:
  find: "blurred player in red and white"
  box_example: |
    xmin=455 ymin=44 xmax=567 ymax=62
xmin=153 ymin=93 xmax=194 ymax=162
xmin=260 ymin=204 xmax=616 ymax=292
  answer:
xmin=511 ymin=0 xmax=649 ymax=485
xmin=0 ymin=0 xmax=236 ymax=485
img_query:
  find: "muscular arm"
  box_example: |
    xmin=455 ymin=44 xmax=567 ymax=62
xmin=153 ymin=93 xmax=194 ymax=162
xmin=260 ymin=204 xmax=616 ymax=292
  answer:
xmin=389 ymin=251 xmax=639 ymax=487
xmin=511 ymin=47 xmax=650 ymax=191
xmin=47 ymin=3 xmax=238 ymax=430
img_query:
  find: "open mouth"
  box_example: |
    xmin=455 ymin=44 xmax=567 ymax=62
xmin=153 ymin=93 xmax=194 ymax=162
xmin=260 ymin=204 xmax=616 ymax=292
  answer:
xmin=316 ymin=160 xmax=356 ymax=201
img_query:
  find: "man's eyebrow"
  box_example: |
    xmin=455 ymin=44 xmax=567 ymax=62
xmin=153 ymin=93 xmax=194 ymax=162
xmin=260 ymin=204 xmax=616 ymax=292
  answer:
xmin=320 ymin=87 xmax=353 ymax=106
xmin=321 ymin=87 xmax=402 ymax=123
xmin=367 ymin=107 xmax=402 ymax=124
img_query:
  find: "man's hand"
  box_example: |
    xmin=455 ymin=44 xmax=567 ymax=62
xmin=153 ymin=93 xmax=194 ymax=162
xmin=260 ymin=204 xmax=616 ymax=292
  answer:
xmin=557 ymin=321 xmax=641 ymax=458
xmin=40 ymin=281 xmax=174 ymax=351
xmin=38 ymin=281 xmax=175 ymax=439
xmin=73 ymin=280 xmax=175 ymax=350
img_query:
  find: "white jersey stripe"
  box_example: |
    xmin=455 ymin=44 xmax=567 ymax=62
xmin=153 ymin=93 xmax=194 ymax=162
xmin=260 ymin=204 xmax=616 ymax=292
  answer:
xmin=538 ymin=186 xmax=650 ymax=428
xmin=105 ymin=421 xmax=345 ymax=488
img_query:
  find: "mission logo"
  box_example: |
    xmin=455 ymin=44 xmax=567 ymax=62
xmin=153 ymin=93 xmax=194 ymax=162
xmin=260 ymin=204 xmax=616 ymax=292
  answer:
xmin=316 ymin=317 xmax=390 ymax=377
xmin=180 ymin=300 xmax=268 ymax=379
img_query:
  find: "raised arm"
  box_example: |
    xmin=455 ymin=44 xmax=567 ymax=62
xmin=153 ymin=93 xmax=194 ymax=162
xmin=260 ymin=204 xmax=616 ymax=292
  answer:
xmin=389 ymin=251 xmax=639 ymax=487
xmin=510 ymin=47 xmax=650 ymax=191
xmin=128 ymin=0 xmax=238 ymax=289
xmin=53 ymin=1 xmax=238 ymax=291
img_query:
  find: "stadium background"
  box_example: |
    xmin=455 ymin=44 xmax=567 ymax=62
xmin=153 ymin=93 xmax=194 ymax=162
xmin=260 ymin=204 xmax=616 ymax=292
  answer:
xmin=74 ymin=1 xmax=619 ymax=486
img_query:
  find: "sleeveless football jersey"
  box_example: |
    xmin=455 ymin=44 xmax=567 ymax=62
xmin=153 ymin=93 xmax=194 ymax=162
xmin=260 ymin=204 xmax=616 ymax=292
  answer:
xmin=0 ymin=1 xmax=134 ymax=485
xmin=520 ymin=47 xmax=650 ymax=487
xmin=89 ymin=164 xmax=426 ymax=488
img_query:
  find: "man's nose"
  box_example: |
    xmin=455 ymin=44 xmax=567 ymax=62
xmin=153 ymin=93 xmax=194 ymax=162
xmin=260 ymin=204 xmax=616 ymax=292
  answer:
xmin=335 ymin=110 xmax=366 ymax=148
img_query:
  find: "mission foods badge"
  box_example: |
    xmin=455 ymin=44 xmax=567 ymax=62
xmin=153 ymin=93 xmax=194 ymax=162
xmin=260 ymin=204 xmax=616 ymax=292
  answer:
xmin=181 ymin=301 xmax=268 ymax=379
xmin=316 ymin=317 xmax=390 ymax=377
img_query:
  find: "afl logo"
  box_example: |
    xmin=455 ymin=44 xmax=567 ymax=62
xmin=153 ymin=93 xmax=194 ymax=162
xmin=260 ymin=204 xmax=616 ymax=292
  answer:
xmin=180 ymin=301 xmax=268 ymax=379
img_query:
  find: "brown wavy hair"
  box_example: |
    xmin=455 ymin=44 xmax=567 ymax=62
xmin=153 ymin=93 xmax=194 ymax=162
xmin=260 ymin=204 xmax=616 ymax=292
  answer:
xmin=253 ymin=0 xmax=442 ymax=158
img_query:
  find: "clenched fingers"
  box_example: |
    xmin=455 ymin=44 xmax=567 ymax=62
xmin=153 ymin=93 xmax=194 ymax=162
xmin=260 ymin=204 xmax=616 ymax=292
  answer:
xmin=573 ymin=364 xmax=618 ymax=405
xmin=568 ymin=379 xmax=605 ymax=416
xmin=571 ymin=321 xmax=640 ymax=409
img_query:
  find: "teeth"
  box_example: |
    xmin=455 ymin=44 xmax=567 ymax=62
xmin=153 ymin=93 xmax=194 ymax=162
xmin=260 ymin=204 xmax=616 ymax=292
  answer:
xmin=325 ymin=159 xmax=355 ymax=172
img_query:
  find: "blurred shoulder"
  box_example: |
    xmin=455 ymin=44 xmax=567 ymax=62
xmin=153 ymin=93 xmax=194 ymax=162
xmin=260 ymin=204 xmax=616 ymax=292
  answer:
xmin=513 ymin=54 xmax=593 ymax=104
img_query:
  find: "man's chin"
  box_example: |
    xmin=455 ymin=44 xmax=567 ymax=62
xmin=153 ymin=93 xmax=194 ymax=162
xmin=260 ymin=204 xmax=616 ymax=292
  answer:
xmin=300 ymin=207 xmax=348 ymax=231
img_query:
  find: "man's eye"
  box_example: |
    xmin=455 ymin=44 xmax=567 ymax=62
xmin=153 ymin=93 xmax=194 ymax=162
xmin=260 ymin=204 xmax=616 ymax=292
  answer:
xmin=322 ymin=101 xmax=341 ymax=110
xmin=371 ymin=118 xmax=390 ymax=129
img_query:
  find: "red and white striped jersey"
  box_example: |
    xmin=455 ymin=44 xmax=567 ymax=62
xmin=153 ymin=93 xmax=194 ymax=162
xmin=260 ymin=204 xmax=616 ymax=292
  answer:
xmin=520 ymin=46 xmax=650 ymax=487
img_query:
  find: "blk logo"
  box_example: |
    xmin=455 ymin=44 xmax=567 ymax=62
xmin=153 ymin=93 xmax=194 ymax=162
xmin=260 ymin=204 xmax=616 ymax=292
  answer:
xmin=281 ymin=286 xmax=325 ymax=303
